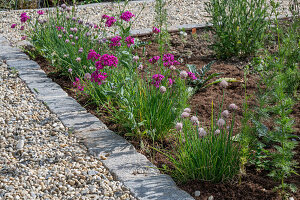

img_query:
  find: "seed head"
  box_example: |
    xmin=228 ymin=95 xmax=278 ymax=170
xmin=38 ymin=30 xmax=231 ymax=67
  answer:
xmin=220 ymin=80 xmax=228 ymax=88
xmin=198 ymin=128 xmax=207 ymax=137
xmin=214 ymin=129 xmax=220 ymax=135
xmin=229 ymin=103 xmax=238 ymax=111
xmin=183 ymin=108 xmax=191 ymax=113
xmin=175 ymin=123 xmax=183 ymax=131
xmin=221 ymin=110 xmax=230 ymax=118
xmin=181 ymin=112 xmax=190 ymax=118
xmin=180 ymin=70 xmax=188 ymax=79
xmin=217 ymin=118 xmax=225 ymax=127
xmin=84 ymin=73 xmax=91 ymax=80
xmin=159 ymin=86 xmax=166 ymax=94
xmin=190 ymin=116 xmax=199 ymax=125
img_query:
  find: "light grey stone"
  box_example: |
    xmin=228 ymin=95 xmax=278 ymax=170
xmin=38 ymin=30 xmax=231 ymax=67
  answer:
xmin=6 ymin=60 xmax=40 ymax=71
xmin=0 ymin=51 xmax=28 ymax=60
xmin=43 ymin=96 xmax=86 ymax=114
xmin=58 ymin=112 xmax=107 ymax=133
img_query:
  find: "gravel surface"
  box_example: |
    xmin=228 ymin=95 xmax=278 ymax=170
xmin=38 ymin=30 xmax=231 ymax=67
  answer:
xmin=0 ymin=61 xmax=136 ymax=200
xmin=0 ymin=0 xmax=292 ymax=45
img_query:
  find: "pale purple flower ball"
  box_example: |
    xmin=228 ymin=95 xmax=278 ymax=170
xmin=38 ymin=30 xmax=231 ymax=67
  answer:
xmin=61 ymin=4 xmax=67 ymax=9
xmin=73 ymin=27 xmax=78 ymax=33
xmin=68 ymin=68 xmax=72 ymax=73
xmin=181 ymin=112 xmax=190 ymax=118
xmin=71 ymin=42 xmax=75 ymax=46
xmin=221 ymin=110 xmax=230 ymax=118
xmin=78 ymin=48 xmax=83 ymax=53
xmin=214 ymin=129 xmax=220 ymax=135
xmin=229 ymin=103 xmax=238 ymax=111
xmin=170 ymin=65 xmax=176 ymax=70
xmin=69 ymin=34 xmax=73 ymax=39
xmin=137 ymin=64 xmax=143 ymax=70
xmin=58 ymin=34 xmax=62 ymax=38
xmin=84 ymin=73 xmax=91 ymax=80
xmin=190 ymin=116 xmax=199 ymax=125
xmin=220 ymin=80 xmax=228 ymax=88
xmin=160 ymin=86 xmax=166 ymax=93
xmin=180 ymin=70 xmax=188 ymax=79
xmin=70 ymin=28 xmax=74 ymax=32
xmin=65 ymin=39 xmax=69 ymax=43
xmin=198 ymin=128 xmax=207 ymax=137
xmin=76 ymin=57 xmax=81 ymax=62
xmin=175 ymin=122 xmax=183 ymax=131
xmin=217 ymin=118 xmax=225 ymax=127
xmin=62 ymin=30 xmax=66 ymax=34
xmin=75 ymin=36 xmax=78 ymax=40
xmin=183 ymin=108 xmax=191 ymax=113
xmin=133 ymin=56 xmax=139 ymax=61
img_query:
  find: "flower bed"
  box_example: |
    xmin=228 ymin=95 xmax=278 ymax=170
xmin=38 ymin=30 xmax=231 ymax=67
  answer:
xmin=12 ymin=1 xmax=300 ymax=199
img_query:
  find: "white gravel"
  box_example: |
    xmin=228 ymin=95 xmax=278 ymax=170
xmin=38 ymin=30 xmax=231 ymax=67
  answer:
xmin=0 ymin=61 xmax=136 ymax=200
xmin=0 ymin=0 xmax=292 ymax=45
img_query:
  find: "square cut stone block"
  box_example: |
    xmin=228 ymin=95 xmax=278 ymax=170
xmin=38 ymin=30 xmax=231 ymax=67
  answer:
xmin=0 ymin=51 xmax=29 ymax=60
xmin=79 ymin=129 xmax=133 ymax=154
xmin=58 ymin=112 xmax=107 ymax=133
xmin=18 ymin=69 xmax=48 ymax=83
xmin=26 ymin=81 xmax=68 ymax=100
xmin=6 ymin=59 xmax=40 ymax=71
xmin=43 ymin=96 xmax=86 ymax=114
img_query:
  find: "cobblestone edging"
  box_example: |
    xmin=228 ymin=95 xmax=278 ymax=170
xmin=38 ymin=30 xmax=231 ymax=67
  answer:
xmin=0 ymin=35 xmax=194 ymax=199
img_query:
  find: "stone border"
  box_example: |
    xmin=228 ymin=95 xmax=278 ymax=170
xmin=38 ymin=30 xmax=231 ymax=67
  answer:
xmin=0 ymin=35 xmax=194 ymax=200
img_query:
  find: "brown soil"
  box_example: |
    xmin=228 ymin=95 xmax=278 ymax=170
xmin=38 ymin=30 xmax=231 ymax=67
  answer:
xmin=27 ymin=27 xmax=300 ymax=200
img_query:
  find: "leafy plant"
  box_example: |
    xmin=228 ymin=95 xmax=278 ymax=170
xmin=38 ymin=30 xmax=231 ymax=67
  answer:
xmin=205 ymin=0 xmax=269 ymax=58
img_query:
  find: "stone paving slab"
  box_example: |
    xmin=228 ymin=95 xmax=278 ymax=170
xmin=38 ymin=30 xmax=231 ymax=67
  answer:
xmin=0 ymin=35 xmax=195 ymax=200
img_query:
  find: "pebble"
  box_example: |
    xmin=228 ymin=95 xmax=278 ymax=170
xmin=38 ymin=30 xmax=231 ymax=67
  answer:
xmin=0 ymin=63 xmax=136 ymax=199
xmin=208 ymin=195 xmax=214 ymax=200
xmin=195 ymin=190 xmax=200 ymax=197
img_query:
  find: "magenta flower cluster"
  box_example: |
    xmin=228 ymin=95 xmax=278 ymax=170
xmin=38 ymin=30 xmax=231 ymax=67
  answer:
xmin=125 ymin=36 xmax=134 ymax=47
xmin=87 ymin=49 xmax=100 ymax=61
xmin=95 ymin=54 xmax=118 ymax=70
xmin=149 ymin=56 xmax=160 ymax=64
xmin=110 ymin=36 xmax=122 ymax=47
xmin=91 ymin=71 xmax=108 ymax=85
xmin=162 ymin=53 xmax=180 ymax=67
xmin=56 ymin=26 xmax=64 ymax=31
xmin=37 ymin=10 xmax=44 ymax=15
xmin=120 ymin=11 xmax=135 ymax=22
xmin=151 ymin=74 xmax=165 ymax=88
xmin=152 ymin=26 xmax=160 ymax=34
xmin=73 ymin=77 xmax=84 ymax=91
xmin=102 ymin=15 xmax=116 ymax=27
xmin=187 ymin=71 xmax=197 ymax=80
xmin=20 ymin=12 xmax=30 ymax=23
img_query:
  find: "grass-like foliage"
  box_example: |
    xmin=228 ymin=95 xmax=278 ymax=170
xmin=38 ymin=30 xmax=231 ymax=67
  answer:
xmin=205 ymin=0 xmax=269 ymax=58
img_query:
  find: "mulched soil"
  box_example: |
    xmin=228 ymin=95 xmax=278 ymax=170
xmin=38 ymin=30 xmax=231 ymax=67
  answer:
xmin=27 ymin=27 xmax=300 ymax=200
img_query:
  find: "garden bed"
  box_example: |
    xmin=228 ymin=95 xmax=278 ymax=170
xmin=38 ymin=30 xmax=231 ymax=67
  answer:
xmin=25 ymin=26 xmax=300 ymax=199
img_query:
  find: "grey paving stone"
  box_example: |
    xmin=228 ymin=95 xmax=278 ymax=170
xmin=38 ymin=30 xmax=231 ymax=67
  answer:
xmin=26 ymin=81 xmax=68 ymax=100
xmin=0 ymin=51 xmax=28 ymax=60
xmin=6 ymin=59 xmax=40 ymax=71
xmin=79 ymin=129 xmax=133 ymax=154
xmin=43 ymin=96 xmax=86 ymax=114
xmin=58 ymin=112 xmax=107 ymax=133
xmin=18 ymin=69 xmax=49 ymax=83
xmin=0 ymin=46 xmax=21 ymax=53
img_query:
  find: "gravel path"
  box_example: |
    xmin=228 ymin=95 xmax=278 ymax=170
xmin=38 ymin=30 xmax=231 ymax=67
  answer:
xmin=0 ymin=61 xmax=136 ymax=199
xmin=0 ymin=0 xmax=292 ymax=45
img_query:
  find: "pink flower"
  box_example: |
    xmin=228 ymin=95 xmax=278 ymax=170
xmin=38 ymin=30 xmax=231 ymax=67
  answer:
xmin=198 ymin=128 xmax=207 ymax=137
xmin=37 ymin=10 xmax=44 ymax=15
xmin=152 ymin=26 xmax=160 ymax=34
xmin=149 ymin=56 xmax=160 ymax=64
xmin=120 ymin=11 xmax=135 ymax=22
xmin=168 ymin=78 xmax=174 ymax=86
xmin=68 ymin=68 xmax=72 ymax=73
xmin=183 ymin=108 xmax=191 ymax=113
xmin=217 ymin=118 xmax=225 ymax=127
xmin=84 ymin=73 xmax=91 ymax=80
xmin=190 ymin=116 xmax=199 ymax=125
xmin=229 ymin=103 xmax=238 ymax=111
xmin=76 ymin=57 xmax=81 ymax=62
xmin=20 ymin=12 xmax=30 ymax=23
xmin=11 ymin=24 xmax=17 ymax=28
xmin=21 ymin=36 xmax=27 ymax=40
xmin=69 ymin=34 xmax=73 ymax=39
xmin=95 ymin=54 xmax=118 ymax=70
xmin=20 ymin=26 xmax=24 ymax=30
xmin=125 ymin=36 xmax=134 ymax=47
xmin=71 ymin=42 xmax=75 ymax=46
xmin=78 ymin=47 xmax=83 ymax=53
xmin=91 ymin=70 xmax=107 ymax=85
xmin=214 ymin=129 xmax=220 ymax=135
xmin=110 ymin=36 xmax=122 ymax=47
xmin=73 ymin=78 xmax=84 ymax=91
xmin=65 ymin=39 xmax=70 ymax=43
xmin=163 ymin=53 xmax=180 ymax=67
xmin=181 ymin=112 xmax=190 ymax=118
xmin=175 ymin=123 xmax=183 ymax=131
xmin=61 ymin=4 xmax=67 ymax=9
xmin=58 ymin=34 xmax=62 ymax=38
xmin=187 ymin=71 xmax=197 ymax=80
xmin=105 ymin=16 xmax=116 ymax=27
xmin=151 ymin=74 xmax=164 ymax=88
xmin=87 ymin=49 xmax=100 ymax=61
xmin=221 ymin=110 xmax=230 ymax=118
